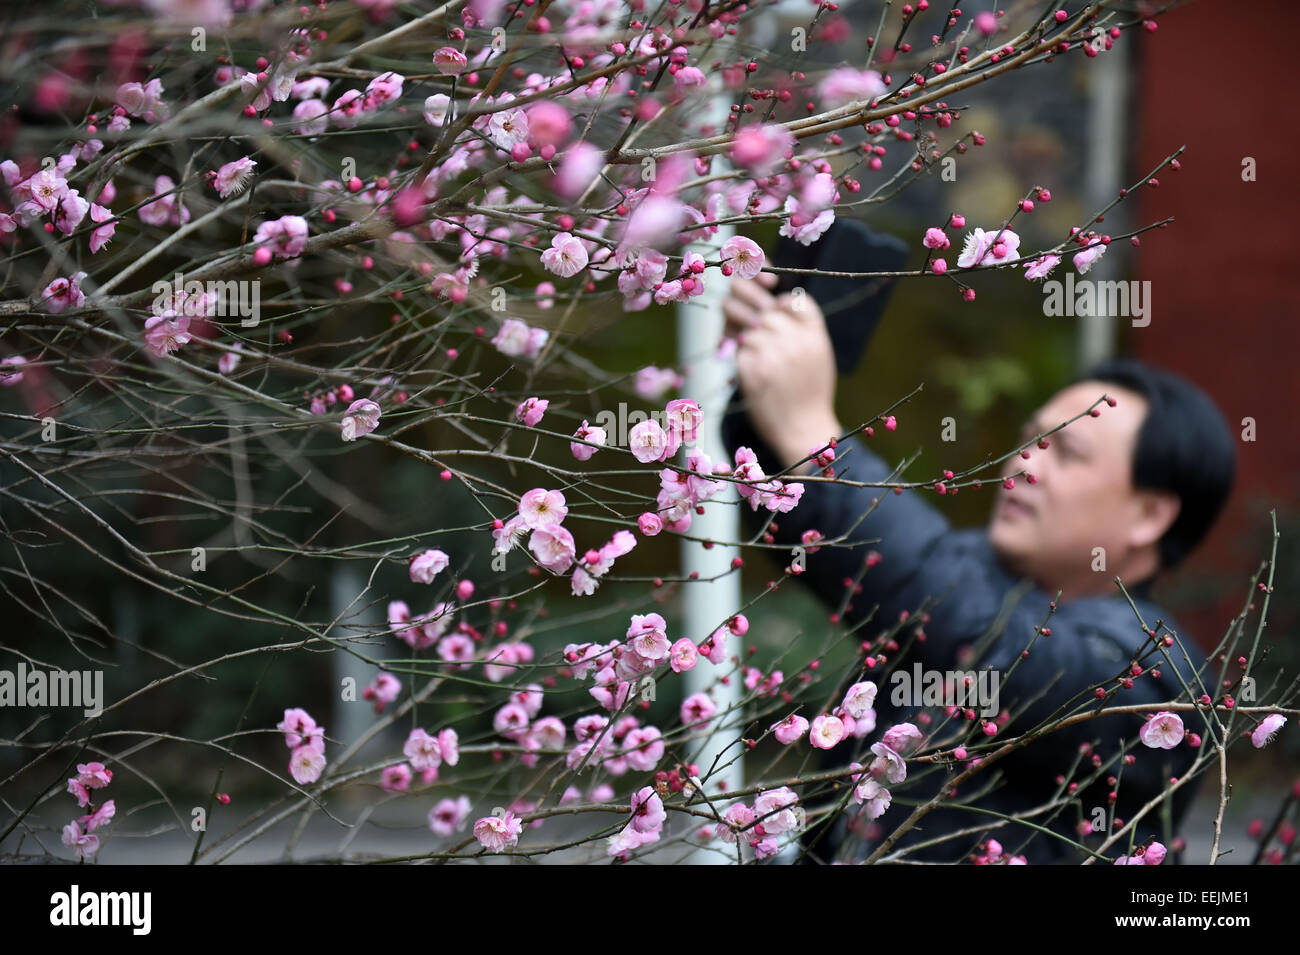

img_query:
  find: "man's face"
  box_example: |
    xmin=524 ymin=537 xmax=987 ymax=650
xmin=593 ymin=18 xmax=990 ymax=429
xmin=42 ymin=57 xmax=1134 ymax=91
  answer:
xmin=987 ymin=381 xmax=1152 ymax=586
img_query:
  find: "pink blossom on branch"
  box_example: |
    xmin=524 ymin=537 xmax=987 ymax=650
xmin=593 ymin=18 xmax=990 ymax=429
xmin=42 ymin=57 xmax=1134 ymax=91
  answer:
xmin=253 ymin=214 xmax=309 ymax=260
xmin=143 ymin=314 xmax=192 ymax=357
xmin=540 ymin=231 xmax=589 ymax=277
xmin=1250 ymin=713 xmax=1286 ymax=749
xmin=340 ymin=399 xmax=381 ymax=442
xmin=1138 ymin=711 xmax=1185 ymax=749
xmin=409 ymin=548 xmax=450 ymax=583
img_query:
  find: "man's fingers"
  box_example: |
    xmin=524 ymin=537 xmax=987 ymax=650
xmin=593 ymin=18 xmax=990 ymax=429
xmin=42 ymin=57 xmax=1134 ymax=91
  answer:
xmin=729 ymin=276 xmax=778 ymax=310
xmin=722 ymin=297 xmax=760 ymax=337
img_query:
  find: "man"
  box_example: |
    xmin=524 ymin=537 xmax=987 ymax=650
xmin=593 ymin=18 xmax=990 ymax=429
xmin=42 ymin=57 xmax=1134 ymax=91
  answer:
xmin=719 ymin=268 xmax=1237 ymax=864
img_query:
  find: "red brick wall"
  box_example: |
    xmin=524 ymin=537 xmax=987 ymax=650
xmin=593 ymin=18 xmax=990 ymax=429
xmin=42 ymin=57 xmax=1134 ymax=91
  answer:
xmin=1133 ymin=0 xmax=1300 ymax=650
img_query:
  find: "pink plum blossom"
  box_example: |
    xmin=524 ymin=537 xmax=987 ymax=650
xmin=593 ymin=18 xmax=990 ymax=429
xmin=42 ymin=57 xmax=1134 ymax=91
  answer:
xmin=571 ymin=420 xmax=607 ymax=461
xmin=363 ymin=673 xmax=402 ymax=713
xmin=253 ymin=214 xmax=309 ymax=259
xmin=754 ymin=787 xmax=800 ymax=833
xmin=277 ymin=708 xmax=322 ymax=750
xmin=854 ymin=777 xmax=891 ymax=819
xmin=869 ymin=741 xmax=908 ymax=783
xmin=87 ymin=203 xmax=116 ymax=253
xmin=473 ymin=811 xmax=523 ymax=852
xmin=629 ymin=418 xmax=671 ymax=463
xmin=381 ymin=763 xmax=412 ymax=792
xmin=1139 ymin=711 xmax=1185 ymax=750
xmin=0 ymin=356 xmax=26 ymax=386
xmin=139 ymin=175 xmax=188 ymax=227
xmin=429 ymin=795 xmax=472 ymax=836
xmin=528 ymin=523 xmax=576 ymax=573
xmin=681 ymin=691 xmax=717 ymax=726
xmin=719 ymin=802 xmax=754 ymax=843
xmin=810 ymin=713 xmax=845 ymax=749
xmin=669 ymin=638 xmax=698 ymax=673
xmin=515 ymin=396 xmax=548 ymax=427
xmin=1251 ymin=714 xmax=1286 ymax=749
xmin=623 ymin=727 xmax=665 ymax=772
xmin=409 ymin=548 xmax=450 ymax=583
xmin=438 ymin=728 xmax=460 ymax=766
xmin=292 ymin=99 xmax=330 ymax=137
xmin=555 ymin=141 xmax=603 ymax=200
xmin=491 ymin=318 xmax=548 ymax=359
xmin=79 ymin=800 xmax=116 ymax=833
xmin=41 ymin=272 xmax=87 ymax=313
xmin=525 ymin=100 xmax=572 ymax=147
xmin=772 ymin=713 xmax=810 ymax=745
xmin=289 ymin=744 xmax=326 ymax=784
xmin=76 ymin=762 xmax=113 ymax=789
xmin=487 ymin=108 xmax=530 ymax=150
xmin=923 ymin=227 xmax=950 ymax=250
xmin=638 ymin=512 xmax=663 ymax=536
xmin=540 ymin=231 xmax=589 ymax=278
xmin=62 ymin=821 xmax=100 ymax=860
xmin=433 ymin=47 xmax=468 ymax=75
xmin=729 ymin=123 xmax=794 ymax=178
xmin=1024 ymin=253 xmax=1061 ymax=280
xmin=143 ymin=314 xmax=192 ymax=357
xmin=1073 ymin=242 xmax=1106 ymax=274
xmin=518 ymin=488 xmax=567 ymax=528
xmin=882 ymin=722 xmax=924 ymax=755
xmin=403 ymin=728 xmax=443 ymax=771
xmin=817 ymin=67 xmax=886 ymax=108
xmin=340 ymin=398 xmax=381 ymax=441
xmin=630 ymin=785 xmax=666 ymax=833
xmin=957 ymin=227 xmax=1021 ymax=268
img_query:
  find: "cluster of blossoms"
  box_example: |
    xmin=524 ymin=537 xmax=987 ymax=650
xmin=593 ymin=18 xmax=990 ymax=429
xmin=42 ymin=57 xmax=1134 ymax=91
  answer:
xmin=1113 ymin=841 xmax=1168 ymax=865
xmin=562 ymin=611 xmax=726 ymax=727
xmin=606 ymin=785 xmax=667 ymax=858
xmin=971 ymin=838 xmax=1028 ymax=865
xmin=3 ymin=150 xmax=116 ymax=258
xmin=386 ymin=590 xmax=467 ymax=653
xmin=730 ymin=445 xmax=806 ymax=515
xmin=716 ymin=786 xmax=801 ymax=861
xmin=491 ymin=317 xmax=550 ymax=361
xmin=1140 ymin=710 xmax=1286 ymax=752
xmin=390 ymin=726 xmax=460 ymax=791
xmin=362 ymin=672 xmax=402 ymax=715
xmin=764 ymin=682 xmax=921 ymax=828
xmin=918 ymin=192 xmax=1130 ymax=301
xmin=62 ymin=761 xmax=115 ymax=861
xmin=306 ymin=382 xmax=356 ymax=416
xmin=276 ymin=707 xmax=326 ymax=785
xmin=491 ymin=486 xmax=638 ymax=597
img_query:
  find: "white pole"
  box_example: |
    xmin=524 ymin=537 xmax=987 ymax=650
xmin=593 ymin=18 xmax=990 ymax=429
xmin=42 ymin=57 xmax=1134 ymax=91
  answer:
xmin=1079 ymin=37 xmax=1129 ymax=370
xmin=677 ymin=88 xmax=743 ymax=864
xmin=676 ymin=0 xmax=810 ymax=863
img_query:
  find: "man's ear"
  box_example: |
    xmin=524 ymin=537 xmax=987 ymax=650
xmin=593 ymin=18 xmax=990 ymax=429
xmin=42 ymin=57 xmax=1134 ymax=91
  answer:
xmin=1129 ymin=490 xmax=1181 ymax=550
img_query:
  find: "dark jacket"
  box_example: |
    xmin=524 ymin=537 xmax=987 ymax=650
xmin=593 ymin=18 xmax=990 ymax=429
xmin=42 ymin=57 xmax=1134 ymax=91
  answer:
xmin=720 ymin=396 xmax=1209 ymax=864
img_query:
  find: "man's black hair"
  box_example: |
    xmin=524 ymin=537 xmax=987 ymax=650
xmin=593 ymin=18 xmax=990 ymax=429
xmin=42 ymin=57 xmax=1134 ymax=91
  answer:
xmin=1070 ymin=357 xmax=1236 ymax=571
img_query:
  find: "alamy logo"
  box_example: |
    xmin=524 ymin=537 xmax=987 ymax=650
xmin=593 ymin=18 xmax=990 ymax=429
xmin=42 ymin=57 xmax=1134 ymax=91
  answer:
xmin=49 ymin=885 xmax=151 ymax=935
xmin=1042 ymin=272 xmax=1151 ymax=327
xmin=889 ymin=663 xmax=1001 ymax=718
xmin=151 ymin=272 xmax=261 ymax=327
xmin=0 ymin=662 xmax=103 ymax=717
